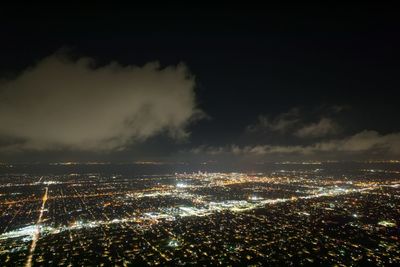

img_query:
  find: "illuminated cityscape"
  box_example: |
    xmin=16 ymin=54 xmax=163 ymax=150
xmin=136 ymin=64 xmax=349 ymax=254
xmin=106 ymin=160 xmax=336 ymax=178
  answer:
xmin=1 ymin=2 xmax=400 ymax=266
xmin=0 ymin=162 xmax=399 ymax=266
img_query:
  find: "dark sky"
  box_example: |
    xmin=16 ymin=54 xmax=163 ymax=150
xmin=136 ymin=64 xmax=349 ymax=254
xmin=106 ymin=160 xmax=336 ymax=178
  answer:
xmin=0 ymin=3 xmax=400 ymax=163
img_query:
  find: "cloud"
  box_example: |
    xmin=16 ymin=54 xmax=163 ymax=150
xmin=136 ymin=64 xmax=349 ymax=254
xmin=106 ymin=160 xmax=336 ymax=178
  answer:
xmin=189 ymin=130 xmax=400 ymax=156
xmin=247 ymin=109 xmax=342 ymax=140
xmin=295 ymin=118 xmax=339 ymax=138
xmin=314 ymin=130 xmax=400 ymax=154
xmin=188 ymin=144 xmax=311 ymax=156
xmin=247 ymin=108 xmax=300 ymax=133
xmin=190 ymin=145 xmax=225 ymax=155
xmin=0 ymin=51 xmax=201 ymax=152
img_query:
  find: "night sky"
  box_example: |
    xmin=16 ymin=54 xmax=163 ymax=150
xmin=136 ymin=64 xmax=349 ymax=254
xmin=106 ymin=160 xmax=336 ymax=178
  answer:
xmin=0 ymin=3 xmax=399 ymax=163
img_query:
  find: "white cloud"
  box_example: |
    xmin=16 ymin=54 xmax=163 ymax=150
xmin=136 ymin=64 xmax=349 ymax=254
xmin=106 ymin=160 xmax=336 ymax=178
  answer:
xmin=314 ymin=130 xmax=400 ymax=154
xmin=247 ymin=108 xmax=300 ymax=133
xmin=295 ymin=118 xmax=339 ymax=138
xmin=247 ymin=109 xmax=341 ymax=139
xmin=0 ymin=52 xmax=201 ymax=152
xmin=189 ymin=130 xmax=400 ymax=156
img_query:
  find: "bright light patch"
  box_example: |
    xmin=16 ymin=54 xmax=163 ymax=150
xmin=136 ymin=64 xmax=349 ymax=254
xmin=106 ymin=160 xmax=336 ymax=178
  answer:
xmin=176 ymin=183 xmax=188 ymax=188
xmin=0 ymin=225 xmax=37 ymax=240
xmin=167 ymin=239 xmax=180 ymax=248
xmin=378 ymin=220 xmax=396 ymax=227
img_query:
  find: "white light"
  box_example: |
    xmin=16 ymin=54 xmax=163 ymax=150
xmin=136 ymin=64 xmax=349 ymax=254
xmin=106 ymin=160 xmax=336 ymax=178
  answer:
xmin=249 ymin=195 xmax=263 ymax=201
xmin=0 ymin=225 xmax=36 ymax=240
xmin=176 ymin=183 xmax=187 ymax=188
xmin=167 ymin=239 xmax=180 ymax=248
